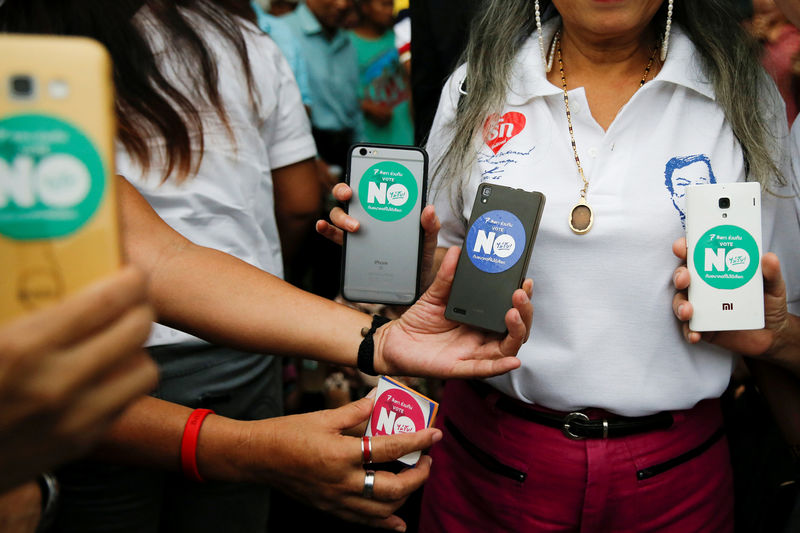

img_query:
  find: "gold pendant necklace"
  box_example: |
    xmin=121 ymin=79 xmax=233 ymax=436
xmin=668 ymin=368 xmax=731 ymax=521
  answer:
xmin=555 ymin=32 xmax=656 ymax=234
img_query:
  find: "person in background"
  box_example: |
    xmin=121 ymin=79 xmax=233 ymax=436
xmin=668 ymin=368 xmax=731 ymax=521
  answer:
xmin=3 ymin=0 xmax=322 ymax=530
xmin=748 ymin=0 xmax=800 ymax=125
xmin=281 ymin=0 xmax=362 ymax=299
xmin=252 ymin=0 xmax=313 ymax=111
xmin=270 ymin=0 xmax=299 ymax=16
xmin=282 ymin=0 xmax=361 ymax=170
xmin=350 ymin=0 xmax=413 ymax=146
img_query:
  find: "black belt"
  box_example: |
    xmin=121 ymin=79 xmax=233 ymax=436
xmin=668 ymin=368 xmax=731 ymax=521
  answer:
xmin=470 ymin=381 xmax=674 ymax=440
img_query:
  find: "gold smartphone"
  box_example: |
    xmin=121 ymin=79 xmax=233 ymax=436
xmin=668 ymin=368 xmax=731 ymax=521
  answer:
xmin=0 ymin=34 xmax=120 ymax=323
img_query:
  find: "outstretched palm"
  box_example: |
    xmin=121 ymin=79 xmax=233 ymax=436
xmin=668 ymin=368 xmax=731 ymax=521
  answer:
xmin=376 ymin=247 xmax=532 ymax=378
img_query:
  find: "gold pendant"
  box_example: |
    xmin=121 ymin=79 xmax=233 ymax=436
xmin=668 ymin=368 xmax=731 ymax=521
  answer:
xmin=569 ymin=197 xmax=593 ymax=234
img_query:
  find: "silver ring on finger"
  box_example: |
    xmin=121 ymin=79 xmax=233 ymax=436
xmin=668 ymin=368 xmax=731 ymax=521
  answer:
xmin=362 ymin=470 xmax=376 ymax=499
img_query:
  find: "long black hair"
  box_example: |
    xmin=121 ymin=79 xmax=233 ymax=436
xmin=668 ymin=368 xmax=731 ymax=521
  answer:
xmin=0 ymin=0 xmax=258 ymax=182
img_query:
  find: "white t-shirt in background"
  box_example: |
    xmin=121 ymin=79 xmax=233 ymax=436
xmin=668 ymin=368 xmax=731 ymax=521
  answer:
xmin=118 ymin=14 xmax=317 ymax=347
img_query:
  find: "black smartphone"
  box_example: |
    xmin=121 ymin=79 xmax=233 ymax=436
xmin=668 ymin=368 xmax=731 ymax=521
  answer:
xmin=341 ymin=143 xmax=427 ymax=305
xmin=445 ymin=183 xmax=545 ymax=333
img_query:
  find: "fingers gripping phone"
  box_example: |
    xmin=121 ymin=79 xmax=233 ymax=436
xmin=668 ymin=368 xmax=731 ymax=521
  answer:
xmin=341 ymin=144 xmax=427 ymax=305
xmin=686 ymin=182 xmax=764 ymax=331
xmin=0 ymin=35 xmax=120 ymax=323
xmin=445 ymin=184 xmax=545 ymax=333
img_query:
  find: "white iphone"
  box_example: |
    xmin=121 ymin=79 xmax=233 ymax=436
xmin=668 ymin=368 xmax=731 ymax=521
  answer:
xmin=686 ymin=182 xmax=764 ymax=331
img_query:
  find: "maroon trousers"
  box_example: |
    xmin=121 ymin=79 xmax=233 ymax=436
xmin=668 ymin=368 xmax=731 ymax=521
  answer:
xmin=419 ymin=380 xmax=734 ymax=533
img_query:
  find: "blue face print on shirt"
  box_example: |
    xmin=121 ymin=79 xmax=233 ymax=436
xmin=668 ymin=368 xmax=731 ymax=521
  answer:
xmin=664 ymin=154 xmax=717 ymax=227
xmin=465 ymin=210 xmax=526 ymax=274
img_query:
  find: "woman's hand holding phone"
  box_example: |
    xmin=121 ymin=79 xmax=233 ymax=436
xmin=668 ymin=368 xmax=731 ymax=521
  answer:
xmin=316 ymin=182 xmax=442 ymax=291
xmin=671 ymin=237 xmax=800 ymax=373
xmin=372 ymin=247 xmax=533 ymax=379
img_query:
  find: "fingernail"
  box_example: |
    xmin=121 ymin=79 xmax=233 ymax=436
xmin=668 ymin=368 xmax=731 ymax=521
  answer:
xmin=394 ymin=525 xmax=407 ymax=532
xmin=677 ymin=304 xmax=684 ymax=318
xmin=431 ymin=430 xmax=443 ymax=443
xmin=366 ymin=387 xmax=378 ymax=399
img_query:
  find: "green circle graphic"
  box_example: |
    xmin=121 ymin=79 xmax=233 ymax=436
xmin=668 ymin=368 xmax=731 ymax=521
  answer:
xmin=692 ymin=224 xmax=759 ymax=290
xmin=0 ymin=114 xmax=106 ymax=240
xmin=358 ymin=161 xmax=418 ymax=222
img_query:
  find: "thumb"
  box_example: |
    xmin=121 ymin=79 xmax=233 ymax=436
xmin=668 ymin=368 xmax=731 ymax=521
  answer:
xmin=762 ymin=253 xmax=786 ymax=299
xmin=330 ymin=396 xmax=375 ymax=431
xmin=421 ymin=246 xmax=460 ymax=304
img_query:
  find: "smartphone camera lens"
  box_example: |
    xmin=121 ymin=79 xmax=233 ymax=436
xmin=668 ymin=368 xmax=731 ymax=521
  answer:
xmin=482 ymin=186 xmax=492 ymax=197
xmin=718 ymin=197 xmax=730 ymax=209
xmin=9 ymin=75 xmax=35 ymax=99
xmin=359 ymin=148 xmax=367 ymax=156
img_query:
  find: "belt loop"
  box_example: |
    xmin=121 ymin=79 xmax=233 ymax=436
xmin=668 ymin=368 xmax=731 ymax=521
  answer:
xmin=602 ymin=419 xmax=609 ymax=439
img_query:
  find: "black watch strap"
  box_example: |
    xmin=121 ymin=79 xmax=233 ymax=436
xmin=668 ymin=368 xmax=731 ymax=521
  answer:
xmin=357 ymin=315 xmax=391 ymax=376
xmin=36 ymin=472 xmax=59 ymax=533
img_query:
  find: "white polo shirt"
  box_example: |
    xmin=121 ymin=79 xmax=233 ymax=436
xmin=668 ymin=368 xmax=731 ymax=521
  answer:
xmin=429 ymin=21 xmax=800 ymax=415
xmin=119 ymin=14 xmax=317 ymax=347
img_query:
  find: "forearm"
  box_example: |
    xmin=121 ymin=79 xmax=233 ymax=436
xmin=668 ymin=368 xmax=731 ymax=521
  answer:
xmin=120 ymin=176 xmax=370 ymax=366
xmin=93 ymin=396 xmax=258 ymax=483
xmin=149 ymin=242 xmax=370 ymax=365
xmin=273 ymin=158 xmax=323 ymax=265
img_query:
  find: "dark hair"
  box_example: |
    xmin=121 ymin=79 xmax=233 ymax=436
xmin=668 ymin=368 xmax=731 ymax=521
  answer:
xmin=0 ymin=0 xmax=258 ymax=182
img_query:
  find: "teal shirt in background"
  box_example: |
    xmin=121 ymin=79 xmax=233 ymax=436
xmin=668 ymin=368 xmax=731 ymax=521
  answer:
xmin=349 ymin=30 xmax=414 ymax=146
xmin=251 ymin=1 xmax=313 ymax=107
xmin=281 ymin=3 xmax=363 ymax=138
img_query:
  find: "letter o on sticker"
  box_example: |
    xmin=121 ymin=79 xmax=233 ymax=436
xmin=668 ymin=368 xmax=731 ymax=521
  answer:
xmin=36 ymin=154 xmax=90 ymax=208
xmin=492 ymin=234 xmax=516 ymax=258
xmin=393 ymin=415 xmax=416 ymax=434
xmin=726 ymin=248 xmax=750 ymax=273
xmin=387 ymin=183 xmax=409 ymax=206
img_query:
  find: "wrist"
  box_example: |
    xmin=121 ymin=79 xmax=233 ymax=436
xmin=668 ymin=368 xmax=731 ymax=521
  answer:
xmin=194 ymin=414 xmax=250 ymax=483
xmin=358 ymin=315 xmax=392 ymax=376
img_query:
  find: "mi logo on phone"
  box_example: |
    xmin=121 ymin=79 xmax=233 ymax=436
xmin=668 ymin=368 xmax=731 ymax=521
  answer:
xmin=722 ymin=303 xmax=734 ymax=311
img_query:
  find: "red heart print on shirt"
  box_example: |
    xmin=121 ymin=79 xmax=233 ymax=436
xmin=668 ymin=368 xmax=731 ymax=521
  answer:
xmin=484 ymin=112 xmax=526 ymax=154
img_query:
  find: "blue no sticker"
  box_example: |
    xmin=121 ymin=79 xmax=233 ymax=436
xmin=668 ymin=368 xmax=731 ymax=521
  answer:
xmin=465 ymin=209 xmax=526 ymax=274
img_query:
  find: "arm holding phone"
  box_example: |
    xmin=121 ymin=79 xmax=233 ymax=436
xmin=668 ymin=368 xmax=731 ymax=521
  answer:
xmin=0 ymin=268 xmax=158 ymax=492
xmin=80 ymin=177 xmax=530 ymax=530
xmin=122 ymin=177 xmax=529 ymax=377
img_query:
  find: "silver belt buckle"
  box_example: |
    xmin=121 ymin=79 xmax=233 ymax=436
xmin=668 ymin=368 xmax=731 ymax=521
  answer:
xmin=562 ymin=412 xmax=590 ymax=440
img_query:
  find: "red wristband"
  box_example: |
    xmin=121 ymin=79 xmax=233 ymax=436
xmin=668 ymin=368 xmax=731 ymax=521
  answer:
xmin=180 ymin=408 xmax=214 ymax=482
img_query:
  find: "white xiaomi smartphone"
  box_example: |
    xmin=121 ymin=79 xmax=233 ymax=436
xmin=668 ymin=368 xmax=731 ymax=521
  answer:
xmin=341 ymin=143 xmax=427 ymax=305
xmin=686 ymin=182 xmax=764 ymax=331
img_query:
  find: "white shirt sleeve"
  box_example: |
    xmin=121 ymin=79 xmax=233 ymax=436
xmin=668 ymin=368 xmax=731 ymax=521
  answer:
xmin=427 ymin=64 xmax=469 ymax=248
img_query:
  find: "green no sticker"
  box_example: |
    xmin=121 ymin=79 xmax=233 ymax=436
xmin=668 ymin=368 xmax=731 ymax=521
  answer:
xmin=358 ymin=161 xmax=418 ymax=222
xmin=692 ymin=225 xmax=759 ymax=290
xmin=0 ymin=114 xmax=106 ymax=240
